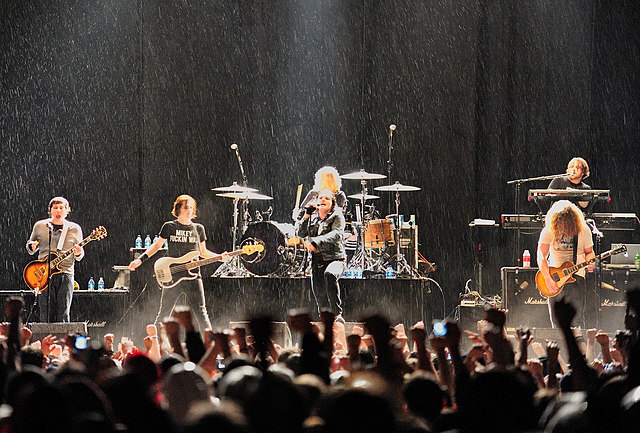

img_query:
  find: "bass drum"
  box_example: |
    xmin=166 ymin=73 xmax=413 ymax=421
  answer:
xmin=240 ymin=222 xmax=307 ymax=276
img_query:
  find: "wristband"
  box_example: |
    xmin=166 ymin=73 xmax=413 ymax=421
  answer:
xmin=139 ymin=253 xmax=149 ymax=263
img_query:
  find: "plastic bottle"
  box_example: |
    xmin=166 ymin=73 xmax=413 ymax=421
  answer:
xmin=135 ymin=235 xmax=143 ymax=249
xmin=144 ymin=235 xmax=152 ymax=248
xmin=97 ymin=277 xmax=105 ymax=291
xmin=385 ymin=265 xmax=396 ymax=279
xmin=356 ymin=265 xmax=363 ymax=279
xmin=523 ymin=250 xmax=531 ymax=268
xmin=87 ymin=277 xmax=95 ymax=291
xmin=153 ymin=234 xmax=159 ymax=245
xmin=635 ymin=251 xmax=640 ymax=271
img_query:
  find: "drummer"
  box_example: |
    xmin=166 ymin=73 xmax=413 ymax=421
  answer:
xmin=292 ymin=166 xmax=348 ymax=226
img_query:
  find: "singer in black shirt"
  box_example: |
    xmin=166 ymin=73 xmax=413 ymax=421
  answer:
xmin=547 ymin=157 xmax=591 ymax=209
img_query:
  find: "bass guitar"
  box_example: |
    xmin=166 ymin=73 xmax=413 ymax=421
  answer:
xmin=154 ymin=243 xmax=264 ymax=289
xmin=536 ymin=245 xmax=627 ymax=297
xmin=23 ymin=226 xmax=108 ymax=293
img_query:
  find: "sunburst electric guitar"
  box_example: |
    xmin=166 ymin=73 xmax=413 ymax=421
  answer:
xmin=536 ymin=245 xmax=627 ymax=297
xmin=23 ymin=226 xmax=108 ymax=293
xmin=154 ymin=243 xmax=264 ymax=289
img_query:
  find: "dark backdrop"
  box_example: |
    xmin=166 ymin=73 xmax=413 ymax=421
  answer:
xmin=1 ymin=1 xmax=638 ymax=323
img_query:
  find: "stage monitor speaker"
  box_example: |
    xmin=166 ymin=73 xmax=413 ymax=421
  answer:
xmin=501 ymin=267 xmax=552 ymax=330
xmin=229 ymin=321 xmax=292 ymax=349
xmin=28 ymin=322 xmax=87 ymax=342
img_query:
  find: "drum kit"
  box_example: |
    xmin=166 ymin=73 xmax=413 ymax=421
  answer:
xmin=211 ymin=172 xmax=422 ymax=278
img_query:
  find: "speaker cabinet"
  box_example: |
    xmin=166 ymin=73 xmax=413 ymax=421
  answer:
xmin=501 ymin=267 xmax=552 ymax=330
xmin=29 ymin=322 xmax=87 ymax=342
xmin=587 ymin=268 xmax=640 ymax=332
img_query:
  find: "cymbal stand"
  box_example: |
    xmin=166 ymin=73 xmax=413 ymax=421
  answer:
xmin=213 ymin=197 xmax=250 ymax=277
xmin=387 ymin=190 xmax=420 ymax=277
xmin=347 ymin=180 xmax=376 ymax=272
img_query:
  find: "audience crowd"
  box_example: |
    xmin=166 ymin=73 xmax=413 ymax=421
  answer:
xmin=1 ymin=288 xmax=640 ymax=433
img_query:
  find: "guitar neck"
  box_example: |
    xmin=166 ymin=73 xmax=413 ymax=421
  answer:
xmin=51 ymin=236 xmax=94 ymax=267
xmin=565 ymin=249 xmax=618 ymax=276
xmin=183 ymin=249 xmax=244 ymax=270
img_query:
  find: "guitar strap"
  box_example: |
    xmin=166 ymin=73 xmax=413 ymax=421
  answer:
xmin=572 ymin=235 xmax=578 ymax=265
xmin=56 ymin=220 xmax=70 ymax=251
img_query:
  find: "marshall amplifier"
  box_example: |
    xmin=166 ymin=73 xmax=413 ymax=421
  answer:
xmin=501 ymin=267 xmax=552 ymax=330
xmin=588 ymin=268 xmax=640 ymax=333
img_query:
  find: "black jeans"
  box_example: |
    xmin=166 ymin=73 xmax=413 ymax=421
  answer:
xmin=156 ymin=277 xmax=212 ymax=330
xmin=547 ymin=275 xmax=587 ymax=328
xmin=39 ymin=273 xmax=74 ymax=322
xmin=311 ymin=259 xmax=345 ymax=315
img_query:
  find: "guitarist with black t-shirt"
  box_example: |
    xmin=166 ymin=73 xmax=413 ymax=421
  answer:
xmin=129 ymin=195 xmax=228 ymax=330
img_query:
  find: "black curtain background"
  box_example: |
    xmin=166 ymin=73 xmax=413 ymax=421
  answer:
xmin=1 ymin=0 xmax=638 ymax=322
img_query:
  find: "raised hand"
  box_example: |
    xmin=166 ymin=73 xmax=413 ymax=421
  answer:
xmin=552 ymin=297 xmax=576 ymax=329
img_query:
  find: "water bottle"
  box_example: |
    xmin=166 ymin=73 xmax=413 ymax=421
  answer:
xmin=522 ymin=250 xmax=531 ymax=268
xmin=356 ymin=265 xmax=363 ymax=279
xmin=153 ymin=234 xmax=159 ymax=245
xmin=97 ymin=277 xmax=105 ymax=291
xmin=144 ymin=235 xmax=152 ymax=248
xmin=635 ymin=251 xmax=640 ymax=271
xmin=87 ymin=277 xmax=95 ymax=291
xmin=135 ymin=234 xmax=143 ymax=249
xmin=385 ymin=265 xmax=396 ymax=279
xmin=163 ymin=240 xmax=168 ymax=249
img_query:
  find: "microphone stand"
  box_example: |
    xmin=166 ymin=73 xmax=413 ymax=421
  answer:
xmin=587 ymin=218 xmax=604 ymax=328
xmin=232 ymin=144 xmax=250 ymax=241
xmin=386 ymin=126 xmax=394 ymax=216
xmin=506 ymin=172 xmax=567 ymax=266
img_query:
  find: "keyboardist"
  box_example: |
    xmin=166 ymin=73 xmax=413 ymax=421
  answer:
xmin=547 ymin=157 xmax=591 ymax=209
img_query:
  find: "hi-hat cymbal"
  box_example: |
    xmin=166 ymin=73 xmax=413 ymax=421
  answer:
xmin=340 ymin=169 xmax=387 ymax=180
xmin=216 ymin=192 xmax=273 ymax=200
xmin=347 ymin=193 xmax=380 ymax=201
xmin=374 ymin=181 xmax=421 ymax=192
xmin=212 ymin=182 xmax=258 ymax=193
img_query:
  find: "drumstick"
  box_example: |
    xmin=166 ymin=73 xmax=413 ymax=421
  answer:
xmin=294 ymin=184 xmax=303 ymax=209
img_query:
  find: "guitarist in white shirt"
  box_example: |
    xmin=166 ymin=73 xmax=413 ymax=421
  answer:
xmin=129 ymin=195 xmax=227 ymax=330
xmin=537 ymin=200 xmax=595 ymax=328
xmin=26 ymin=196 xmax=84 ymax=322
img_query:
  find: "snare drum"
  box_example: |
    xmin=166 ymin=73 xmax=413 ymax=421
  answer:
xmin=364 ymin=219 xmax=395 ymax=249
xmin=240 ymin=222 xmax=307 ymax=276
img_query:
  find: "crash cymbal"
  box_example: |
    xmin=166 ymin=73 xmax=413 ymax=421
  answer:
xmin=216 ymin=192 xmax=273 ymax=200
xmin=212 ymin=182 xmax=258 ymax=193
xmin=340 ymin=170 xmax=387 ymax=180
xmin=374 ymin=181 xmax=421 ymax=192
xmin=347 ymin=193 xmax=380 ymax=201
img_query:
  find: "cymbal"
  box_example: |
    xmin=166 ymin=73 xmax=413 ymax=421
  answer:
xmin=347 ymin=193 xmax=380 ymax=201
xmin=216 ymin=192 xmax=273 ymax=200
xmin=340 ymin=169 xmax=387 ymax=180
xmin=212 ymin=182 xmax=258 ymax=193
xmin=374 ymin=181 xmax=421 ymax=192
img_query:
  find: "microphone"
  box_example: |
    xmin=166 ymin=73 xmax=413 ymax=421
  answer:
xmin=514 ymin=280 xmax=529 ymax=296
xmin=230 ymin=143 xmax=238 ymax=150
xmin=566 ymin=168 xmax=575 ymax=176
xmin=388 ymin=124 xmax=396 ymax=136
